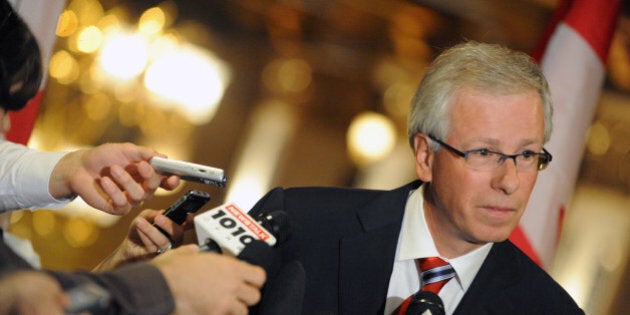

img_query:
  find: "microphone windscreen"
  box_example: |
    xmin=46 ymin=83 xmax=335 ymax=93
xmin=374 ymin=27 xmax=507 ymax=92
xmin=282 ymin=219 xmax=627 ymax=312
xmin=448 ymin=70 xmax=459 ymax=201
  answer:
xmin=257 ymin=260 xmax=305 ymax=315
xmin=406 ymin=291 xmax=445 ymax=315
xmin=236 ymin=240 xmax=274 ymax=274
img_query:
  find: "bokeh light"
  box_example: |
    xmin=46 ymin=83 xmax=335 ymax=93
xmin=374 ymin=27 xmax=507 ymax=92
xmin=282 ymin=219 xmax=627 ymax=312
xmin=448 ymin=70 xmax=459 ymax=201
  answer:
xmin=63 ymin=217 xmax=99 ymax=247
xmin=56 ymin=10 xmax=79 ymax=37
xmin=98 ymin=31 xmax=149 ymax=80
xmin=586 ymin=121 xmax=611 ymax=155
xmin=76 ymin=25 xmax=103 ymax=53
xmin=262 ymin=57 xmax=312 ymax=94
xmin=49 ymin=50 xmax=80 ymax=84
xmin=144 ymin=45 xmax=230 ymax=124
xmin=347 ymin=111 xmax=397 ymax=165
xmin=32 ymin=210 xmax=57 ymax=237
xmin=139 ymin=7 xmax=166 ymax=36
xmin=67 ymin=0 xmax=104 ymax=26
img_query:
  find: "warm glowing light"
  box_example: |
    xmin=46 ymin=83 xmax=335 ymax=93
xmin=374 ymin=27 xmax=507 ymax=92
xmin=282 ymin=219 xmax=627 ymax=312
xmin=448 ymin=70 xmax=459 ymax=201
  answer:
xmin=83 ymin=92 xmax=113 ymax=121
xmin=277 ymin=59 xmax=312 ymax=92
xmin=97 ymin=14 xmax=123 ymax=33
xmin=63 ymin=216 xmax=99 ymax=247
xmin=226 ymin=101 xmax=297 ymax=210
xmin=67 ymin=0 xmax=104 ymax=26
xmin=347 ymin=112 xmax=397 ymax=165
xmin=32 ymin=211 xmax=57 ymax=236
xmin=49 ymin=50 xmax=80 ymax=84
xmin=262 ymin=58 xmax=312 ymax=94
xmin=226 ymin=175 xmax=268 ymax=211
xmin=56 ymin=10 xmax=79 ymax=37
xmin=561 ymin=277 xmax=587 ymax=308
xmin=77 ymin=26 xmax=103 ymax=53
xmin=98 ymin=32 xmax=149 ymax=80
xmin=586 ymin=122 xmax=610 ymax=155
xmin=144 ymin=45 xmax=230 ymax=124
xmin=148 ymin=35 xmax=180 ymax=60
xmin=9 ymin=211 xmax=24 ymax=224
xmin=56 ymin=198 xmax=121 ymax=228
xmin=139 ymin=7 xmax=166 ymax=36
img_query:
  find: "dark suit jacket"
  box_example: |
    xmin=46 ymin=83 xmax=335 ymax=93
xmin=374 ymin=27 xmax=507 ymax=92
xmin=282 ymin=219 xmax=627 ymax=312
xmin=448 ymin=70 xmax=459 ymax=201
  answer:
xmin=248 ymin=180 xmax=583 ymax=315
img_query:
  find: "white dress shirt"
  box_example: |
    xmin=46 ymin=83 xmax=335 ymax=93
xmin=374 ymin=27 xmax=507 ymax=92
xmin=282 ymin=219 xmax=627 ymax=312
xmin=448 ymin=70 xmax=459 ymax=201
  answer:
xmin=384 ymin=186 xmax=493 ymax=315
xmin=0 ymin=138 xmax=69 ymax=213
xmin=0 ymin=139 xmax=76 ymax=268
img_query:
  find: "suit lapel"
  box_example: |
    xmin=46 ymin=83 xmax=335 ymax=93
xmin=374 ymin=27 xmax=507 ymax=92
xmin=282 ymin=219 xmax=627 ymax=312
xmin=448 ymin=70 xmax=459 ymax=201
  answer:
xmin=338 ymin=181 xmax=421 ymax=314
xmin=454 ymin=241 xmax=520 ymax=314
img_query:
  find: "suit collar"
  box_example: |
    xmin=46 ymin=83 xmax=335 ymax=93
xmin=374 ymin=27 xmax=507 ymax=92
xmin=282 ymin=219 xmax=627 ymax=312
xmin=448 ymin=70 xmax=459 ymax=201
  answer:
xmin=338 ymin=181 xmax=422 ymax=314
xmin=355 ymin=180 xmax=423 ymax=231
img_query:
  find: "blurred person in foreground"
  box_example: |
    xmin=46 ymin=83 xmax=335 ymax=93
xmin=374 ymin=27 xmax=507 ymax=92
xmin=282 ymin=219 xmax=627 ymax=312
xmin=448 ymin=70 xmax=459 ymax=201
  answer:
xmin=0 ymin=1 xmax=266 ymax=314
xmin=248 ymin=41 xmax=583 ymax=314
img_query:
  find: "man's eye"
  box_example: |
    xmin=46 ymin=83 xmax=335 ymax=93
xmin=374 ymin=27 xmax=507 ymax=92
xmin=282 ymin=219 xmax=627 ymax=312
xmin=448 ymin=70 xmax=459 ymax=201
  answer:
xmin=520 ymin=150 xmax=536 ymax=159
xmin=475 ymin=148 xmax=491 ymax=156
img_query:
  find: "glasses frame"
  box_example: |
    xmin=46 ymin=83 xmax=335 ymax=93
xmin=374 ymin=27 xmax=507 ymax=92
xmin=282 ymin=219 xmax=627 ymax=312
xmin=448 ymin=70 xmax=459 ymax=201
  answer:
xmin=427 ymin=134 xmax=553 ymax=171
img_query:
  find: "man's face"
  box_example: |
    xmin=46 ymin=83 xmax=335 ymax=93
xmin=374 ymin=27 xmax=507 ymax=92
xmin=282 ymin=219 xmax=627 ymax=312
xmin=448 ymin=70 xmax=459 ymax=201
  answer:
xmin=422 ymin=87 xmax=545 ymax=252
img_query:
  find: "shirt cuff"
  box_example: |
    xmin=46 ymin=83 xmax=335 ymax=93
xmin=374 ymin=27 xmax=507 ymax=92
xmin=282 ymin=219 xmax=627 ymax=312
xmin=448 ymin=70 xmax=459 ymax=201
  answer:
xmin=3 ymin=150 xmax=71 ymax=211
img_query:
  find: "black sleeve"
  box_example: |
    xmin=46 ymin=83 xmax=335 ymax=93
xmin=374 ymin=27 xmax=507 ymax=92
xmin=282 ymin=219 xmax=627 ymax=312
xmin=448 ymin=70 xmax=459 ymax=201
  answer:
xmin=2 ymin=231 xmax=175 ymax=315
xmin=48 ymin=262 xmax=175 ymax=315
xmin=0 ymin=231 xmax=36 ymax=276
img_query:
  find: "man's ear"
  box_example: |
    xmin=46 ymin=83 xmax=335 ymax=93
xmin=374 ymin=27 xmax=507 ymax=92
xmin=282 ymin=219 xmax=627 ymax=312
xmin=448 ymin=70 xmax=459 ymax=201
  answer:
xmin=413 ymin=134 xmax=433 ymax=182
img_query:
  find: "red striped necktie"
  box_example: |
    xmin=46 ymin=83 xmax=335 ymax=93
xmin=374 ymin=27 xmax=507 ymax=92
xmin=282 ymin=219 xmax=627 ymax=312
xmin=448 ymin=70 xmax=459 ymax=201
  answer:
xmin=394 ymin=257 xmax=455 ymax=314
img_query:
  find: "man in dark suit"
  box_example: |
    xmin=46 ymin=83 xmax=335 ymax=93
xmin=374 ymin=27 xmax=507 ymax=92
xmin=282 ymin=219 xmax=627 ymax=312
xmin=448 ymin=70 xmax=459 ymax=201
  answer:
xmin=249 ymin=41 xmax=583 ymax=314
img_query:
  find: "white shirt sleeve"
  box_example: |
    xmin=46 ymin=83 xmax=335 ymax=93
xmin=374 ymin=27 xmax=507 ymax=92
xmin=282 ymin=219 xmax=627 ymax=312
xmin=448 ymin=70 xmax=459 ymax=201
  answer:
xmin=0 ymin=140 xmax=71 ymax=213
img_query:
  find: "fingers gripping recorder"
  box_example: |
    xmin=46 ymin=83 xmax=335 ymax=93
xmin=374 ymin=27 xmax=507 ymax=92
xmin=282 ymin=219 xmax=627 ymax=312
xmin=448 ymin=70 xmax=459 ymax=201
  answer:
xmin=194 ymin=203 xmax=277 ymax=255
xmin=153 ymin=190 xmax=210 ymax=242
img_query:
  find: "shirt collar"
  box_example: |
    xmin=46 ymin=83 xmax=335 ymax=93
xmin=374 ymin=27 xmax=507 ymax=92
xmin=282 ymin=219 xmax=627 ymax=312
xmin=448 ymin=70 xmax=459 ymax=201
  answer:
xmin=396 ymin=185 xmax=493 ymax=291
xmin=397 ymin=186 xmax=439 ymax=261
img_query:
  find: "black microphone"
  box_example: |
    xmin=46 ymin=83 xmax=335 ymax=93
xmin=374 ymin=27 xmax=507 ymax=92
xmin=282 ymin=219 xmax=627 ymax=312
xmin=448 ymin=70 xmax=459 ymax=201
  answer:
xmin=406 ymin=291 xmax=445 ymax=315
xmin=235 ymin=239 xmax=274 ymax=274
xmin=256 ymin=260 xmax=305 ymax=315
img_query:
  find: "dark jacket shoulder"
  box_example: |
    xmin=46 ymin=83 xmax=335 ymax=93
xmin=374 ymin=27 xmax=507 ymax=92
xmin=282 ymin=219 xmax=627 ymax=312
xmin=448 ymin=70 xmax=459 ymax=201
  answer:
xmin=455 ymin=240 xmax=584 ymax=315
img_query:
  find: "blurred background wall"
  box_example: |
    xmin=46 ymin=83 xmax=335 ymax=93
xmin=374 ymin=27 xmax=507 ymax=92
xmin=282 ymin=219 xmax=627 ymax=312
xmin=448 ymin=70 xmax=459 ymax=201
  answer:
xmin=6 ymin=0 xmax=629 ymax=314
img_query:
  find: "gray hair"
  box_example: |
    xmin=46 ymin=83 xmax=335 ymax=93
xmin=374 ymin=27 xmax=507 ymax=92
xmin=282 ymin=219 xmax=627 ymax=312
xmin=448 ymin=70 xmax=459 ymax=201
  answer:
xmin=407 ymin=41 xmax=553 ymax=150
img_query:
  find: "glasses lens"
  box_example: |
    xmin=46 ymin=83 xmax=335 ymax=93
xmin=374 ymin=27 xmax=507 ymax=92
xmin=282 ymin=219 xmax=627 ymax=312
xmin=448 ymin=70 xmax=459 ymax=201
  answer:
xmin=467 ymin=151 xmax=548 ymax=172
xmin=514 ymin=154 xmax=537 ymax=170
xmin=465 ymin=150 xmax=498 ymax=171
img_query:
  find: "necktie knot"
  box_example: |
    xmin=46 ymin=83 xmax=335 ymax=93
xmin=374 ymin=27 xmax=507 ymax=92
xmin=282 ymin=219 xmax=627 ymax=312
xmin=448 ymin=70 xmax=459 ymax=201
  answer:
xmin=393 ymin=257 xmax=455 ymax=315
xmin=417 ymin=257 xmax=455 ymax=294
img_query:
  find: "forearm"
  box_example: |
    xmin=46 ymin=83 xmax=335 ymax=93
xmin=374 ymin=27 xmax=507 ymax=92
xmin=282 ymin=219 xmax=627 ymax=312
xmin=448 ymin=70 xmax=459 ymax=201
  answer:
xmin=2 ymin=228 xmax=175 ymax=315
xmin=47 ymin=148 xmax=86 ymax=200
xmin=49 ymin=262 xmax=175 ymax=315
xmin=0 ymin=141 xmax=69 ymax=212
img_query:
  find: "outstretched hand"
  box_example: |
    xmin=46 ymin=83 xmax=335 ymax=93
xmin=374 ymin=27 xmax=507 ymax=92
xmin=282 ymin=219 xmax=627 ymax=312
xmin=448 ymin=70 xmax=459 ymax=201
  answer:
xmin=49 ymin=143 xmax=180 ymax=215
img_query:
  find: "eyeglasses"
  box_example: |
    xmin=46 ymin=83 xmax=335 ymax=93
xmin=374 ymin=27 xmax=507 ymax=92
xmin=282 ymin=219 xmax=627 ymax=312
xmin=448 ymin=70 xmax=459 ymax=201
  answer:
xmin=428 ymin=134 xmax=552 ymax=171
